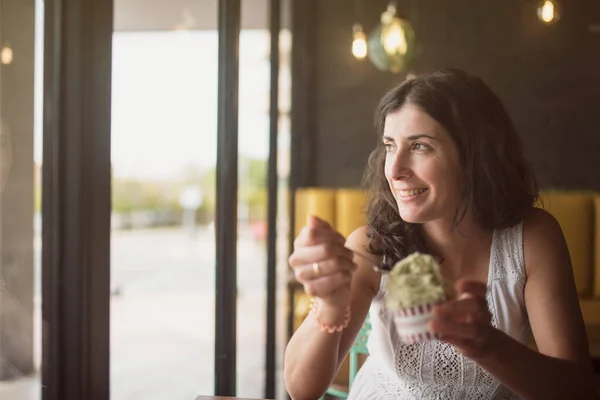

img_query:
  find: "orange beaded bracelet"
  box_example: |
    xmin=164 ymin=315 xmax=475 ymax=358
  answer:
xmin=309 ymin=297 xmax=351 ymax=333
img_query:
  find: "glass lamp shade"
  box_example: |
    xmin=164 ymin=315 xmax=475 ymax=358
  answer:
xmin=368 ymin=17 xmax=417 ymax=74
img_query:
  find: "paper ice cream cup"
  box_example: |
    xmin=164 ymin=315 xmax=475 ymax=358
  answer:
xmin=392 ymin=301 xmax=440 ymax=344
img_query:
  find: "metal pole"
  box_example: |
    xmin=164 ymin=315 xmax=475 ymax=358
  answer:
xmin=265 ymin=0 xmax=281 ymax=397
xmin=42 ymin=0 xmax=113 ymax=398
xmin=214 ymin=0 xmax=240 ymax=396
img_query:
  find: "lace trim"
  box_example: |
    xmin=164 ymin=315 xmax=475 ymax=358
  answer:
xmin=488 ymin=223 xmax=525 ymax=283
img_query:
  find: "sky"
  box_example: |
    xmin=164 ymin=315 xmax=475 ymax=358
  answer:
xmin=34 ymin=26 xmax=289 ymax=181
xmin=110 ymin=30 xmax=272 ymax=180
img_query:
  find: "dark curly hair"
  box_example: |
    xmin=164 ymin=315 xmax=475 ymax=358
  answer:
xmin=364 ymin=69 xmax=539 ymax=264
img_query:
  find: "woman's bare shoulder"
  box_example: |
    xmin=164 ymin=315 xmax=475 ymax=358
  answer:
xmin=522 ymin=207 xmax=567 ymax=274
xmin=523 ymin=206 xmax=561 ymax=232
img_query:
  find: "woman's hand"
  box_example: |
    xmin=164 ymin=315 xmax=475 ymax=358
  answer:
xmin=429 ymin=280 xmax=501 ymax=359
xmin=288 ymin=216 xmax=357 ymax=310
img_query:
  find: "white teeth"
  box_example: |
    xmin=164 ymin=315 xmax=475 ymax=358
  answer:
xmin=399 ymin=188 xmax=427 ymax=197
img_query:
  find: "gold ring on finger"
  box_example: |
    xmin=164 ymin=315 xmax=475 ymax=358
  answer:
xmin=312 ymin=262 xmax=321 ymax=276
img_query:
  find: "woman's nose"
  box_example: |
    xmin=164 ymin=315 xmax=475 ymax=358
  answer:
xmin=388 ymin=151 xmax=412 ymax=180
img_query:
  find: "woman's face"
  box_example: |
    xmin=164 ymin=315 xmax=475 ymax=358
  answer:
xmin=383 ymin=104 xmax=463 ymax=225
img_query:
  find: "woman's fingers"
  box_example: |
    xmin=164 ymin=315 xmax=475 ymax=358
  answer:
xmin=456 ymin=279 xmax=487 ymax=298
xmin=289 ymin=242 xmax=355 ymax=268
xmin=429 ymin=317 xmax=500 ymax=359
xmin=429 ymin=282 xmax=498 ymax=358
xmin=302 ymin=271 xmax=352 ymax=298
xmin=429 ymin=318 xmax=482 ymax=340
xmin=293 ymin=257 xmax=357 ymax=282
xmin=288 ymin=217 xmax=357 ymax=300
xmin=294 ymin=226 xmax=346 ymax=248
xmin=306 ymin=215 xmax=332 ymax=230
xmin=432 ymin=297 xmax=489 ymax=323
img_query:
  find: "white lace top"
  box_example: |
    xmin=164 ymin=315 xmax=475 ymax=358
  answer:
xmin=348 ymin=223 xmax=530 ymax=400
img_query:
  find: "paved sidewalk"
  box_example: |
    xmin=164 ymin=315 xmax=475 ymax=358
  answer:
xmin=0 ymin=227 xmax=289 ymax=400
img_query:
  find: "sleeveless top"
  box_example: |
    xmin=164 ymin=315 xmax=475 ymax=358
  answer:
xmin=348 ymin=222 xmax=530 ymax=399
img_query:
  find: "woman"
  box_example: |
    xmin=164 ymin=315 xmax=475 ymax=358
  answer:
xmin=284 ymin=69 xmax=598 ymax=399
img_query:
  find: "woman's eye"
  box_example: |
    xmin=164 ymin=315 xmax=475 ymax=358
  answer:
xmin=413 ymin=142 xmax=429 ymax=151
xmin=384 ymin=143 xmax=395 ymax=152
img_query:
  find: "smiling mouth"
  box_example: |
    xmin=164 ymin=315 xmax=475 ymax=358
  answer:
xmin=398 ymin=188 xmax=428 ymax=197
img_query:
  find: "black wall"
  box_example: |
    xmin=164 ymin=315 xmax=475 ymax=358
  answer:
xmin=291 ymin=0 xmax=600 ymax=189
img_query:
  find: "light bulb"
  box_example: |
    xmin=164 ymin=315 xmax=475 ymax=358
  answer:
xmin=352 ymin=35 xmax=367 ymax=59
xmin=1 ymin=46 xmax=13 ymax=65
xmin=382 ymin=19 xmax=407 ymax=55
xmin=352 ymin=24 xmax=367 ymax=59
xmin=541 ymin=1 xmax=554 ymax=22
xmin=537 ymin=0 xmax=561 ymax=24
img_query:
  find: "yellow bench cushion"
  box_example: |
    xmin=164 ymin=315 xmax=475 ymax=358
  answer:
xmin=335 ymin=189 xmax=368 ymax=238
xmin=294 ymin=188 xmax=336 ymax=235
xmin=539 ymin=192 xmax=594 ymax=297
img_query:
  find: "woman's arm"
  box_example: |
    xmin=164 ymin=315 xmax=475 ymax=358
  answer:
xmin=493 ymin=208 xmax=596 ymax=398
xmin=472 ymin=328 xmax=596 ymax=399
xmin=432 ymin=208 xmax=598 ymax=399
xmin=284 ymin=224 xmax=380 ymax=400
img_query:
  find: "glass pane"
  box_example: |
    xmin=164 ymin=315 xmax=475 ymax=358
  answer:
xmin=276 ymin=27 xmax=292 ymax=400
xmin=110 ymin=1 xmax=217 ymax=398
xmin=235 ymin=2 xmax=292 ymax=397
xmin=0 ymin=0 xmax=44 ymax=399
xmin=236 ymin=24 xmax=270 ymax=398
xmin=111 ymin=1 xmax=292 ymax=398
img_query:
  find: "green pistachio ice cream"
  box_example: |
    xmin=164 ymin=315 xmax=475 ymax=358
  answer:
xmin=384 ymin=252 xmax=446 ymax=310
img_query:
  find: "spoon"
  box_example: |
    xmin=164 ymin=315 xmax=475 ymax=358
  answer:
xmin=351 ymin=250 xmax=393 ymax=274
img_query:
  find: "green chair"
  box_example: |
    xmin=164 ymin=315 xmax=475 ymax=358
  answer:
xmin=320 ymin=314 xmax=372 ymax=399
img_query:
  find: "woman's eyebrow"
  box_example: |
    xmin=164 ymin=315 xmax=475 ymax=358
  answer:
xmin=406 ymin=134 xmax=438 ymax=141
xmin=383 ymin=134 xmax=438 ymax=142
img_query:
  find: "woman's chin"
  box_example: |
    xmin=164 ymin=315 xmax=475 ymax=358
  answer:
xmin=397 ymin=210 xmax=427 ymax=224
